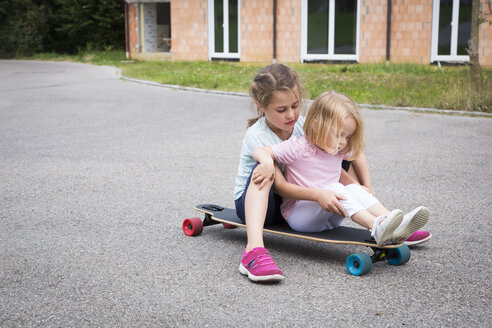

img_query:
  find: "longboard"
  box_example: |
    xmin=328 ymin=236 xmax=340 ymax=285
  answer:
xmin=183 ymin=204 xmax=411 ymax=276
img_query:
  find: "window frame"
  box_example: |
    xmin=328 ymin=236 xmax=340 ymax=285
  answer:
xmin=301 ymin=0 xmax=360 ymax=62
xmin=137 ymin=0 xmax=171 ymax=54
xmin=431 ymin=0 xmax=470 ymax=63
xmin=208 ymin=0 xmax=240 ymax=60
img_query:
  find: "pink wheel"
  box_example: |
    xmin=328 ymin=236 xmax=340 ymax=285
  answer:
xmin=222 ymin=223 xmax=236 ymax=229
xmin=183 ymin=217 xmax=203 ymax=236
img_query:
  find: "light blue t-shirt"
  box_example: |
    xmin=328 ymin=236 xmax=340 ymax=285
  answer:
xmin=234 ymin=116 xmax=306 ymax=200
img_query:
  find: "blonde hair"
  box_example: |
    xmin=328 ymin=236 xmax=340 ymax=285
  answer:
xmin=248 ymin=63 xmax=305 ymax=127
xmin=304 ymin=90 xmax=365 ymax=160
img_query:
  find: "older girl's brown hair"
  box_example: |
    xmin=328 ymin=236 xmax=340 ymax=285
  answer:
xmin=304 ymin=90 xmax=365 ymax=160
xmin=248 ymin=64 xmax=305 ymax=127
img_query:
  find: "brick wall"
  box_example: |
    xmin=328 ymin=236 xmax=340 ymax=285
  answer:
xmin=171 ymin=0 xmax=208 ymax=60
xmin=276 ymin=0 xmax=301 ymax=62
xmin=390 ymin=0 xmax=433 ymax=64
xmin=239 ymin=0 xmax=301 ymax=63
xmin=240 ymin=0 xmax=274 ymax=62
xmin=128 ymin=3 xmax=138 ymax=55
xmin=359 ymin=0 xmax=387 ymax=63
xmin=479 ymin=0 xmax=492 ymax=65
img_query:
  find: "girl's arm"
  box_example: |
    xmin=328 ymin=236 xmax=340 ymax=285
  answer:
xmin=351 ymin=154 xmax=374 ymax=195
xmin=274 ymin=168 xmax=348 ymax=217
xmin=251 ymin=146 xmax=276 ymax=190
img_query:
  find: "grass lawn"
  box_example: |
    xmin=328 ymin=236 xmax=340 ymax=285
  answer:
xmin=27 ymin=50 xmax=492 ymax=113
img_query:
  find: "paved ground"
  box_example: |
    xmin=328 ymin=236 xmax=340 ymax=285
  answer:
xmin=1 ymin=60 xmax=491 ymax=327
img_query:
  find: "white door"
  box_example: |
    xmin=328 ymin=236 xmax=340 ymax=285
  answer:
xmin=208 ymin=0 xmax=240 ymax=60
xmin=301 ymin=0 xmax=360 ymax=62
xmin=431 ymin=0 xmax=472 ymax=63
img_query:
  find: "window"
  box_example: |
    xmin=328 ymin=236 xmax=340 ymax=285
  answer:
xmin=138 ymin=1 xmax=171 ymax=53
xmin=431 ymin=0 xmax=472 ymax=62
xmin=208 ymin=0 xmax=240 ymax=60
xmin=302 ymin=0 xmax=359 ymax=62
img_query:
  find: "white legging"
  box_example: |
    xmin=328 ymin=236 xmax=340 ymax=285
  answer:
xmin=287 ymin=183 xmax=379 ymax=233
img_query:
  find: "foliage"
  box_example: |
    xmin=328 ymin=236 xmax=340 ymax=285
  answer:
xmin=0 ymin=0 xmax=50 ymax=57
xmin=49 ymin=0 xmax=125 ymax=54
xmin=0 ymin=0 xmax=125 ymax=58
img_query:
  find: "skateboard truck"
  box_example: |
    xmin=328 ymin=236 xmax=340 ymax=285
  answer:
xmin=200 ymin=204 xmax=236 ymax=229
xmin=200 ymin=204 xmax=226 ymax=227
xmin=370 ymin=248 xmax=388 ymax=263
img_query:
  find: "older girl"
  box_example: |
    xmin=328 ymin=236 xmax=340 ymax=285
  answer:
xmin=234 ymin=65 xmax=351 ymax=282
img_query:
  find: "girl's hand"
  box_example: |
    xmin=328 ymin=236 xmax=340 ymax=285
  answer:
xmin=316 ymin=190 xmax=347 ymax=217
xmin=252 ymin=161 xmax=275 ymax=190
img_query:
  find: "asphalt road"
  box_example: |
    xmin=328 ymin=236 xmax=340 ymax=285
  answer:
xmin=1 ymin=60 xmax=491 ymax=327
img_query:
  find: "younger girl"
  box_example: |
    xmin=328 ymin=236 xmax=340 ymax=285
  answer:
xmin=252 ymin=91 xmax=430 ymax=246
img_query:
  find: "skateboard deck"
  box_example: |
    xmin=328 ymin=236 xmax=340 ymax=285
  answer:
xmin=183 ymin=204 xmax=411 ymax=276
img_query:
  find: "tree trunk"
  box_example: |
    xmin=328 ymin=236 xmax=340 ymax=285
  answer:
xmin=469 ymin=0 xmax=481 ymax=95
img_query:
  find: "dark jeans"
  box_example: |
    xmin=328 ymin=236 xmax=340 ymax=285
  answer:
xmin=235 ymin=163 xmax=285 ymax=226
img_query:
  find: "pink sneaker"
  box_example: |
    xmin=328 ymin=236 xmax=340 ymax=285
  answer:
xmin=404 ymin=230 xmax=432 ymax=246
xmin=238 ymin=247 xmax=284 ymax=282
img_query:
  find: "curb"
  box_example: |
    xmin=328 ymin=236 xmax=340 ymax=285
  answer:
xmin=120 ymin=75 xmax=492 ymax=118
xmin=358 ymin=103 xmax=492 ymax=118
xmin=121 ymin=76 xmax=249 ymax=98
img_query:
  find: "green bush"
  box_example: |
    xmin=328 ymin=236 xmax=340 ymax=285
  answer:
xmin=0 ymin=0 xmax=125 ymax=58
xmin=48 ymin=0 xmax=125 ymax=54
xmin=0 ymin=0 xmax=49 ymax=57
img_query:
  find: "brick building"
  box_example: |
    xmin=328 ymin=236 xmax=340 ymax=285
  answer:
xmin=124 ymin=0 xmax=492 ymax=65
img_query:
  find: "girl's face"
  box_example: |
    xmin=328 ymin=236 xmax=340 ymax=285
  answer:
xmin=328 ymin=115 xmax=357 ymax=154
xmin=259 ymin=89 xmax=300 ymax=141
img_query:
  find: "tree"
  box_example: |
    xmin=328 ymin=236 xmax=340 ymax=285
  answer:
xmin=0 ymin=0 xmax=50 ymax=58
xmin=0 ymin=0 xmax=125 ymax=58
xmin=468 ymin=0 xmax=481 ymax=95
xmin=51 ymin=0 xmax=125 ymax=54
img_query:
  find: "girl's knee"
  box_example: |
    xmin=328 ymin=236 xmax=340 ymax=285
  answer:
xmin=326 ymin=182 xmax=349 ymax=195
xmin=345 ymin=183 xmax=364 ymax=192
xmin=247 ymin=178 xmax=274 ymax=194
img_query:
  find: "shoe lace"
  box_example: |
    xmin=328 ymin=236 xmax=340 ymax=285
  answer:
xmin=371 ymin=216 xmax=385 ymax=237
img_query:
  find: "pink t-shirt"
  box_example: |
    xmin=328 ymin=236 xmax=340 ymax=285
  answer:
xmin=271 ymin=135 xmax=345 ymax=220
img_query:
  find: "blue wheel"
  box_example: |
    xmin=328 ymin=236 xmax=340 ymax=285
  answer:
xmin=387 ymin=245 xmax=411 ymax=266
xmin=346 ymin=252 xmax=373 ymax=276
